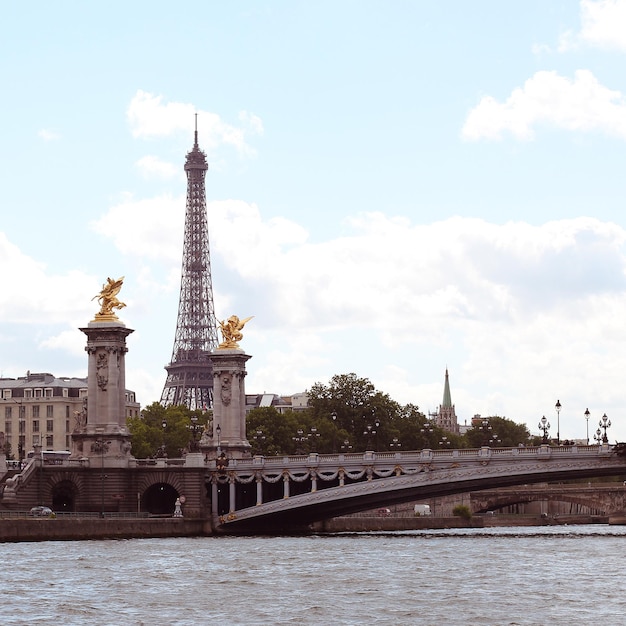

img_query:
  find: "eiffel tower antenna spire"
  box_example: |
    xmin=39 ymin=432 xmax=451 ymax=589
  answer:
xmin=160 ymin=119 xmax=219 ymax=410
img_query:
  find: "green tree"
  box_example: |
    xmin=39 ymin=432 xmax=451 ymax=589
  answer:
xmin=127 ymin=402 xmax=208 ymax=459
xmin=463 ymin=415 xmax=532 ymax=448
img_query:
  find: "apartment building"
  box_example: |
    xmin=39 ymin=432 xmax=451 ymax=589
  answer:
xmin=0 ymin=371 xmax=140 ymax=460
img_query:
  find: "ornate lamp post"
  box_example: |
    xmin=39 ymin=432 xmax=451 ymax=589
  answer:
xmin=478 ymin=418 xmax=493 ymax=446
xmin=187 ymin=416 xmax=203 ymax=452
xmin=340 ymin=439 xmax=352 ymax=453
xmin=308 ymin=427 xmax=320 ymax=452
xmin=389 ymin=437 xmax=401 ymax=450
xmin=489 ymin=433 xmax=501 ymax=447
xmin=439 ymin=436 xmax=451 ymax=448
xmin=331 ymin=411 xmax=337 ymax=452
xmin=363 ymin=421 xmax=379 ymax=451
xmin=599 ymin=413 xmax=611 ymax=444
xmin=420 ymin=421 xmax=435 ymax=448
xmin=555 ymin=400 xmax=561 ymax=445
xmin=538 ymin=415 xmax=550 ymax=444
xmin=584 ymin=408 xmax=590 ymax=445
xmin=215 ymin=423 xmax=222 ymax=453
xmin=292 ymin=428 xmax=306 ymax=455
xmin=253 ymin=428 xmax=266 ymax=455
xmin=159 ymin=419 xmax=167 ymax=458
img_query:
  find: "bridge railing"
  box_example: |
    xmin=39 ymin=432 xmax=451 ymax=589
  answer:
xmin=213 ymin=443 xmax=613 ymax=472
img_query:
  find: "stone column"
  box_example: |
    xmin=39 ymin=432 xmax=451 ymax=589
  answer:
xmin=71 ymin=321 xmax=134 ymax=467
xmin=202 ymin=349 xmax=252 ymax=460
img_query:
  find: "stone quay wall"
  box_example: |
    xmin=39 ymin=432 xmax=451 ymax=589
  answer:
xmin=0 ymin=518 xmax=212 ymax=543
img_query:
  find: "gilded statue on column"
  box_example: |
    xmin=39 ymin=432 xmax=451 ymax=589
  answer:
xmin=93 ymin=276 xmax=127 ymax=321
xmin=218 ymin=315 xmax=253 ymax=349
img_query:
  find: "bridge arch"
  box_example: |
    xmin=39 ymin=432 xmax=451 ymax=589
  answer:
xmin=48 ymin=472 xmax=84 ymax=513
xmin=138 ymin=472 xmax=185 ymax=515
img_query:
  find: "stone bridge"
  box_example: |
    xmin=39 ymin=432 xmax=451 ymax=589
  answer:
xmin=470 ymin=482 xmax=626 ymax=516
xmin=209 ymin=444 xmax=626 ymax=533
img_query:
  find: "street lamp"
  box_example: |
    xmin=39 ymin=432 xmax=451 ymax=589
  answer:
xmin=478 ymin=418 xmax=493 ymax=446
xmin=331 ymin=411 xmax=337 ymax=452
xmin=308 ymin=427 xmax=320 ymax=452
xmin=489 ymin=434 xmax=501 ymax=447
xmin=555 ymin=400 xmax=561 ymax=445
xmin=439 ymin=436 xmax=451 ymax=448
xmin=538 ymin=415 xmax=550 ymax=444
xmin=340 ymin=439 xmax=352 ymax=452
xmin=159 ymin=419 xmax=167 ymax=458
xmin=594 ymin=427 xmax=603 ymax=445
xmin=584 ymin=408 xmax=590 ymax=445
xmin=363 ymin=422 xmax=379 ymax=451
xmin=599 ymin=413 xmax=611 ymax=444
xmin=389 ymin=437 xmax=401 ymax=450
xmin=292 ymin=428 xmax=306 ymax=454
xmin=215 ymin=423 xmax=222 ymax=453
xmin=253 ymin=428 xmax=266 ymax=455
xmin=187 ymin=416 xmax=203 ymax=452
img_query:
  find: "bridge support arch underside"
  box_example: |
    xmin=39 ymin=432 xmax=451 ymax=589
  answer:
xmin=211 ymin=446 xmax=626 ymax=533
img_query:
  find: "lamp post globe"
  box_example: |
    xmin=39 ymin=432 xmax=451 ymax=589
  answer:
xmin=555 ymin=400 xmax=561 ymax=445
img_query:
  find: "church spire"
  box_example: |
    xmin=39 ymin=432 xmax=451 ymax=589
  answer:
xmin=434 ymin=367 xmax=459 ymax=434
xmin=442 ymin=367 xmax=452 ymax=407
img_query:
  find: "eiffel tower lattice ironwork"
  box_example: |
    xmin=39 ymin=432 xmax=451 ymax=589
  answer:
xmin=160 ymin=122 xmax=219 ymax=410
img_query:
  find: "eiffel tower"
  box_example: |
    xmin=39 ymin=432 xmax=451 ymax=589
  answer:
xmin=160 ymin=118 xmax=219 ymax=410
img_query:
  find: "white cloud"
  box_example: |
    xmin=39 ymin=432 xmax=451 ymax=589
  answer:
xmin=126 ymin=90 xmax=262 ymax=157
xmin=462 ymin=70 xmax=626 ymax=141
xmin=38 ymin=129 xmax=61 ymax=141
xmin=560 ymin=0 xmax=626 ymax=52
xmin=9 ymin=202 xmax=626 ymax=440
xmin=90 ymin=193 xmax=185 ymax=265
xmin=0 ymin=232 xmax=96 ymax=324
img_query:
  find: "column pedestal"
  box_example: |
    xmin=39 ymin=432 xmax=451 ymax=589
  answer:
xmin=200 ymin=349 xmax=252 ymax=460
xmin=71 ymin=321 xmax=134 ymax=467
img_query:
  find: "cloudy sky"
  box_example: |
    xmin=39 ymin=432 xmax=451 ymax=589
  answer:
xmin=2 ymin=1 xmax=626 ymax=444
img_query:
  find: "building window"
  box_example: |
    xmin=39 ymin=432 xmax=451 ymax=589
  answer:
xmin=19 ymin=421 xmax=26 ymax=434
xmin=24 ymin=389 xmax=33 ymax=399
xmin=79 ymin=389 xmax=88 ymax=398
xmin=5 ymin=406 xmax=11 ymax=419
xmin=45 ymin=389 xmax=53 ymax=398
xmin=32 ymin=420 xmax=39 ymax=433
xmin=2 ymin=389 xmax=11 ymax=400
xmin=65 ymin=435 xmax=70 ymax=449
xmin=34 ymin=389 xmax=42 ymax=398
xmin=62 ymin=388 xmax=69 ymax=398
xmin=46 ymin=435 xmax=53 ymax=448
xmin=65 ymin=406 xmax=70 ymax=418
xmin=46 ymin=405 xmax=54 ymax=418
xmin=65 ymin=420 xmax=70 ymax=433
xmin=32 ymin=406 xmax=40 ymax=419
xmin=19 ymin=405 xmax=25 ymax=419
xmin=33 ymin=435 xmax=40 ymax=445
xmin=47 ymin=419 xmax=54 ymax=433
xmin=4 ymin=421 xmax=11 ymax=434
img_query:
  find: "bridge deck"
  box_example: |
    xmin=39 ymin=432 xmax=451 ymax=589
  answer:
xmin=208 ymin=444 xmax=626 ymax=533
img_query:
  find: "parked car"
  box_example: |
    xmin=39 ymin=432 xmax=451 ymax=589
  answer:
xmin=29 ymin=506 xmax=53 ymax=517
xmin=377 ymin=508 xmax=392 ymax=517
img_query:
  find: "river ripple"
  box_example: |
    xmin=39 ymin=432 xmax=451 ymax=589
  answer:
xmin=2 ymin=525 xmax=626 ymax=625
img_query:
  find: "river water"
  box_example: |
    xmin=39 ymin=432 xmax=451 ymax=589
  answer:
xmin=3 ymin=525 xmax=625 ymax=625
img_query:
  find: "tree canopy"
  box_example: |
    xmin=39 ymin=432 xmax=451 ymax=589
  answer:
xmin=127 ymin=402 xmax=208 ymax=459
xmin=128 ymin=374 xmax=535 ymax=458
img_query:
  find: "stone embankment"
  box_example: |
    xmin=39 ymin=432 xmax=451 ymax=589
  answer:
xmin=0 ymin=518 xmax=210 ymax=542
xmin=0 ymin=514 xmax=610 ymax=542
xmin=315 ymin=514 xmax=607 ymax=532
